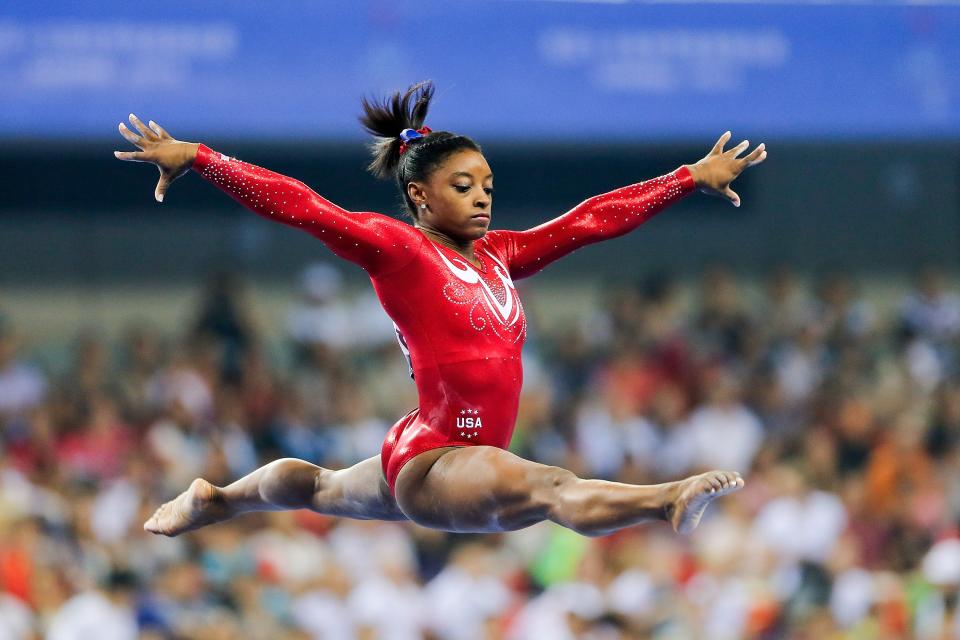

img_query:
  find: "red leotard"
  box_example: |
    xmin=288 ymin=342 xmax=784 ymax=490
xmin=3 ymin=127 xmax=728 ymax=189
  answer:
xmin=192 ymin=145 xmax=696 ymax=494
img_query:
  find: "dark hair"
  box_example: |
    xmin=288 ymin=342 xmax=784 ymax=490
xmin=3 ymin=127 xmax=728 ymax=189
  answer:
xmin=359 ymin=81 xmax=482 ymax=220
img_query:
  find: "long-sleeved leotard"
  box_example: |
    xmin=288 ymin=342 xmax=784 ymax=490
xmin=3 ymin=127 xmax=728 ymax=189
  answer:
xmin=193 ymin=144 xmax=696 ymax=494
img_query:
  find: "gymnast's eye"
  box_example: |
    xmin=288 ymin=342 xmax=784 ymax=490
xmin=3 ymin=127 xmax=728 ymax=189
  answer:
xmin=484 ymin=187 xmax=494 ymax=196
xmin=453 ymin=184 xmax=470 ymax=193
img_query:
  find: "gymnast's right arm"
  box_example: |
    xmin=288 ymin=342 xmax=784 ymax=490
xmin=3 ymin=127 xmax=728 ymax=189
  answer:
xmin=114 ymin=114 xmax=418 ymax=277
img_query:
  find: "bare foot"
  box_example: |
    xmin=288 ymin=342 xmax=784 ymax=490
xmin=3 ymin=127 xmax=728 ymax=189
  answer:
xmin=144 ymin=478 xmax=233 ymax=537
xmin=665 ymin=470 xmax=744 ymax=534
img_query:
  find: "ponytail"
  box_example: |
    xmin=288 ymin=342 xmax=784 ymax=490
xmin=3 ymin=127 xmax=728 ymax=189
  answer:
xmin=359 ymin=81 xmax=435 ymax=180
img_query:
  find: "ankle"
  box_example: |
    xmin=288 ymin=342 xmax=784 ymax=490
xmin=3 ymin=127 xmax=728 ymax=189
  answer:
xmin=210 ymin=484 xmax=232 ymax=511
xmin=659 ymin=482 xmax=680 ymax=522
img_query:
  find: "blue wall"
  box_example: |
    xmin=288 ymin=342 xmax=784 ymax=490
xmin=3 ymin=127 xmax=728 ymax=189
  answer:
xmin=2 ymin=1 xmax=958 ymax=141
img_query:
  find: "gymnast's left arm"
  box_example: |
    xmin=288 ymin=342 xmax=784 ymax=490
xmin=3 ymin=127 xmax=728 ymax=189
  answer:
xmin=496 ymin=132 xmax=767 ymax=280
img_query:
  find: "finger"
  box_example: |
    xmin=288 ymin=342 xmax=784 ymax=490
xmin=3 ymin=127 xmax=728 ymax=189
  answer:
xmin=710 ymin=131 xmax=732 ymax=155
xmin=118 ymin=122 xmax=143 ymax=147
xmin=741 ymin=142 xmax=765 ymax=164
xmin=114 ymin=150 xmax=148 ymax=162
xmin=128 ymin=113 xmax=157 ymax=140
xmin=149 ymin=120 xmax=172 ymax=139
xmin=725 ymin=186 xmax=741 ymax=208
xmin=726 ymin=139 xmax=750 ymax=159
xmin=155 ymin=173 xmax=171 ymax=203
xmin=746 ymin=146 xmax=767 ymax=168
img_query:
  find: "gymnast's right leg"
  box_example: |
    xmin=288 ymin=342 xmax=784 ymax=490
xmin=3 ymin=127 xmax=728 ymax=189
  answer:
xmin=394 ymin=446 xmax=744 ymax=537
xmin=144 ymin=455 xmax=406 ymax=536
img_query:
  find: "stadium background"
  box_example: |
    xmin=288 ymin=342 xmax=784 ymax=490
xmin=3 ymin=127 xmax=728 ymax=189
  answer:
xmin=1 ymin=1 xmax=959 ymax=638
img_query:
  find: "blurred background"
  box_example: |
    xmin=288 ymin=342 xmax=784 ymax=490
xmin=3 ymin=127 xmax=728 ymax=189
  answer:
xmin=1 ymin=1 xmax=960 ymax=638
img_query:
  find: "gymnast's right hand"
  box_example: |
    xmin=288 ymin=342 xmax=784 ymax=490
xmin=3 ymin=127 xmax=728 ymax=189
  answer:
xmin=115 ymin=114 xmax=199 ymax=203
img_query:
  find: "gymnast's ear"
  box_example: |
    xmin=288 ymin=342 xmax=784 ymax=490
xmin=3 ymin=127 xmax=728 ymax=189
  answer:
xmin=406 ymin=181 xmax=427 ymax=206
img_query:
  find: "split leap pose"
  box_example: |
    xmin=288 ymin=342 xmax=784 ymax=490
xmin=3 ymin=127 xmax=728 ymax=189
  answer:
xmin=116 ymin=81 xmax=766 ymax=538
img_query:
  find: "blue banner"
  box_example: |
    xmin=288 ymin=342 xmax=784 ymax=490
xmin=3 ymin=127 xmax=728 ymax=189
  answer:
xmin=1 ymin=1 xmax=957 ymax=140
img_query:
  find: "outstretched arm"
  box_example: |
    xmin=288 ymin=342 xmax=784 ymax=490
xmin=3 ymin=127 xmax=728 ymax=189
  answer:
xmin=115 ymin=114 xmax=420 ymax=276
xmin=494 ymin=132 xmax=766 ymax=280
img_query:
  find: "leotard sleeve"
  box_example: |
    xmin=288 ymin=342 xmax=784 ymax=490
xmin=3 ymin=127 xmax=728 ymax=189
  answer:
xmin=192 ymin=144 xmax=422 ymax=276
xmin=490 ymin=166 xmax=696 ymax=280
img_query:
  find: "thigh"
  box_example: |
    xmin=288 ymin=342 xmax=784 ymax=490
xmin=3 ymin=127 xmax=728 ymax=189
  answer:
xmin=394 ymin=445 xmax=572 ymax=533
xmin=320 ymin=455 xmax=408 ymax=521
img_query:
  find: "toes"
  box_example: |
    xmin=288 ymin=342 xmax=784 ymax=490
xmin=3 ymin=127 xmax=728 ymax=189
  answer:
xmin=144 ymin=504 xmax=169 ymax=534
xmin=709 ymin=471 xmax=744 ymax=492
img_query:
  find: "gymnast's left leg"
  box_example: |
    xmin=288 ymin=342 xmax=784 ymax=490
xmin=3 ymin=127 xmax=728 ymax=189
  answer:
xmin=144 ymin=455 xmax=406 ymax=537
xmin=393 ymin=446 xmax=743 ymax=537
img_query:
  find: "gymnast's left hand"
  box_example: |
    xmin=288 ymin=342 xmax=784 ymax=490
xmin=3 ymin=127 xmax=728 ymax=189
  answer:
xmin=684 ymin=132 xmax=767 ymax=208
xmin=114 ymin=114 xmax=199 ymax=203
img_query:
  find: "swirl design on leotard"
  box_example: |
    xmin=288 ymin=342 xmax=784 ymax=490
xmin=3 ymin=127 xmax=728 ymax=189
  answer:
xmin=433 ymin=245 xmax=525 ymax=343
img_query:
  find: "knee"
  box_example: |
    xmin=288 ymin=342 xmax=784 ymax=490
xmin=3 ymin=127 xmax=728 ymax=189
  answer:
xmin=523 ymin=466 xmax=610 ymax=537
xmin=538 ymin=466 xmax=578 ymax=495
xmin=532 ymin=466 xmax=579 ymax=514
xmin=484 ymin=463 xmax=578 ymax=519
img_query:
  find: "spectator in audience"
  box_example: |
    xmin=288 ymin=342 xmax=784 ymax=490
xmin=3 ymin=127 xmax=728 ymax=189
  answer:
xmin=0 ymin=265 xmax=958 ymax=637
xmin=0 ymin=317 xmax=47 ymax=427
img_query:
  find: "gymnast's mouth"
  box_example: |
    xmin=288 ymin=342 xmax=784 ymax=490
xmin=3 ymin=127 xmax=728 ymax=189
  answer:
xmin=471 ymin=213 xmax=490 ymax=220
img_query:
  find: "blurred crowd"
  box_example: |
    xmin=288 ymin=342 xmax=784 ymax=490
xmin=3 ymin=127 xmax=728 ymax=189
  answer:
xmin=1 ymin=261 xmax=959 ymax=639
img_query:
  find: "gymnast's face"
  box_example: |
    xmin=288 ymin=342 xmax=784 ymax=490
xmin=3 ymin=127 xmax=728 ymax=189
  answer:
xmin=408 ymin=149 xmax=493 ymax=242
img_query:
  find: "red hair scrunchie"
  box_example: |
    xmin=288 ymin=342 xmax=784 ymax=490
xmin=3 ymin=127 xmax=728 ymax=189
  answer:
xmin=399 ymin=126 xmax=432 ymax=156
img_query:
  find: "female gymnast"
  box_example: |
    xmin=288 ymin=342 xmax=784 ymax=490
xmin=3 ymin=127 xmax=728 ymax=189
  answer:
xmin=116 ymin=82 xmax=766 ymax=538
